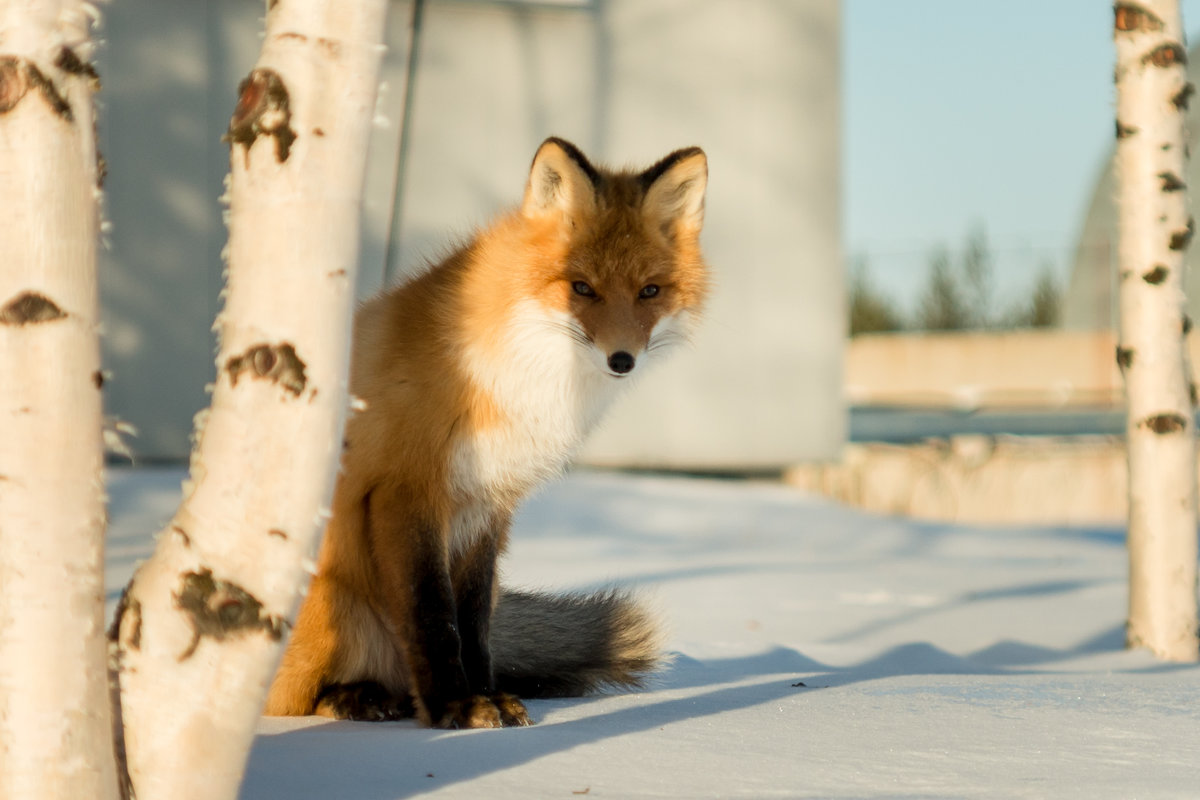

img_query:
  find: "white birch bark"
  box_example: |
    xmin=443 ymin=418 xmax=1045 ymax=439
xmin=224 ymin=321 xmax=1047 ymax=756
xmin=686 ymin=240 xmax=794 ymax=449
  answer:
xmin=113 ymin=2 xmax=390 ymax=797
xmin=1114 ymin=0 xmax=1200 ymax=662
xmin=0 ymin=3 xmax=118 ymax=799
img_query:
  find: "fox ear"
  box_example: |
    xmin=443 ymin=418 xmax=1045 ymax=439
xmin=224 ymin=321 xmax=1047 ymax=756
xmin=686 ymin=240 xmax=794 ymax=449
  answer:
xmin=640 ymin=147 xmax=707 ymax=239
xmin=522 ymin=137 xmax=599 ymax=225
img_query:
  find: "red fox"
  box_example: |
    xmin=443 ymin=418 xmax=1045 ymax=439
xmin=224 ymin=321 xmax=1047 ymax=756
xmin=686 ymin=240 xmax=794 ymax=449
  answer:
xmin=265 ymin=137 xmax=710 ymax=728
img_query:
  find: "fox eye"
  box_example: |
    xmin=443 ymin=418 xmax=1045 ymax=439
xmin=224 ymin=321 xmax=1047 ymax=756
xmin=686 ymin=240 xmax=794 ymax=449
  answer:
xmin=638 ymin=284 xmax=660 ymax=299
xmin=572 ymin=281 xmax=597 ymax=298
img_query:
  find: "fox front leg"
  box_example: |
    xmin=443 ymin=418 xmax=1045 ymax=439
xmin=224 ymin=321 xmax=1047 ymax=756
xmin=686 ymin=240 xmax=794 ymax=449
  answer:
xmin=453 ymin=521 xmax=531 ymax=727
xmin=366 ymin=491 xmax=501 ymax=728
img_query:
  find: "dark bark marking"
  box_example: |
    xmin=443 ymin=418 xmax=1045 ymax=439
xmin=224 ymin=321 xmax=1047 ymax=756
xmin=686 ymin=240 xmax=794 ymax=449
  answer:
xmin=175 ymin=568 xmax=287 ymax=660
xmin=1143 ymin=43 xmax=1187 ymax=68
xmin=226 ymin=68 xmax=297 ymax=164
xmin=0 ymin=56 xmax=73 ymax=119
xmin=1140 ymin=413 xmax=1188 ymax=434
xmin=0 ymin=56 xmax=26 ymax=113
xmin=1169 ymin=217 xmax=1195 ymax=251
xmin=0 ymin=292 xmax=67 ymax=325
xmin=126 ymin=599 xmax=143 ymax=651
xmin=1158 ymin=172 xmax=1187 ymax=192
xmin=1190 ymin=382 xmax=1198 ymax=407
xmin=1115 ymin=3 xmax=1165 ymax=33
xmin=171 ymin=524 xmax=191 ymax=547
xmin=54 ymin=46 xmax=100 ymax=92
xmin=1142 ymin=264 xmax=1170 ymax=284
xmin=92 ymin=370 xmax=105 ymax=389
xmin=108 ymin=589 xmax=142 ymax=652
xmin=1184 ymin=314 xmax=1193 ymax=335
xmin=1116 ymin=120 xmax=1139 ymax=139
xmin=313 ymin=127 xmax=325 ymax=137
xmin=1173 ymin=82 xmax=1195 ymax=110
xmin=225 ymin=342 xmax=307 ymax=397
xmin=268 ymin=528 xmax=288 ymax=540
xmin=1116 ymin=346 xmax=1135 ymax=370
xmin=23 ymin=62 xmax=72 ymax=120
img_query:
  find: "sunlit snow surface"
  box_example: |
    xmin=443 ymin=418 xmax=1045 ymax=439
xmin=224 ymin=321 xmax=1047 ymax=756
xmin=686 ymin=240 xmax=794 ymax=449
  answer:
xmin=106 ymin=467 xmax=1200 ymax=799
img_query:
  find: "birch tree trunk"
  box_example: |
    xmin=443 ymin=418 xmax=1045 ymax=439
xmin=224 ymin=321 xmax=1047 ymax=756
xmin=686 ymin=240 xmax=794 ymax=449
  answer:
xmin=1113 ymin=0 xmax=1200 ymax=662
xmin=112 ymin=2 xmax=389 ymax=797
xmin=0 ymin=3 xmax=117 ymax=799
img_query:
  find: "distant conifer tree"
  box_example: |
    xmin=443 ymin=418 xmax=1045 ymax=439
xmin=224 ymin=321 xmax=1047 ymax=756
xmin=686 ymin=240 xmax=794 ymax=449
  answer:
xmin=848 ymin=257 xmax=904 ymax=335
xmin=916 ymin=246 xmax=970 ymax=331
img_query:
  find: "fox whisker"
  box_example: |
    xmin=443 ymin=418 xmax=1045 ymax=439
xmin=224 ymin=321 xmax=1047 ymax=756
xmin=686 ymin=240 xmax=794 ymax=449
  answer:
xmin=541 ymin=317 xmax=593 ymax=348
xmin=647 ymin=328 xmax=688 ymax=354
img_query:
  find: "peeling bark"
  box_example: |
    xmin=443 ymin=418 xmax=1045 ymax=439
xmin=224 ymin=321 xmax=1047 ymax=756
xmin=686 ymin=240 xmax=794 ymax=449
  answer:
xmin=175 ymin=569 xmax=287 ymax=660
xmin=0 ymin=291 xmax=67 ymax=324
xmin=1168 ymin=216 xmax=1194 ymax=249
xmin=1142 ymin=42 xmax=1187 ymax=67
xmin=1113 ymin=0 xmax=1200 ymax=662
xmin=54 ymin=45 xmax=100 ymax=91
xmin=1157 ymin=171 xmax=1186 ymax=191
xmin=1115 ymin=3 xmax=1165 ymax=32
xmin=1171 ymin=81 xmax=1195 ymax=109
xmin=1140 ymin=412 xmax=1189 ymax=433
xmin=226 ymin=68 xmax=296 ymax=163
xmin=1142 ymin=264 xmax=1170 ymax=283
xmin=225 ymin=341 xmax=307 ymax=396
xmin=0 ymin=55 xmax=74 ymax=120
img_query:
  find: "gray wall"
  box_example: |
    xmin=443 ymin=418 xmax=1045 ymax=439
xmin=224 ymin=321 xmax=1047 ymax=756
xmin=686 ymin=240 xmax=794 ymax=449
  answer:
xmin=98 ymin=0 xmax=843 ymax=470
xmin=97 ymin=1 xmax=415 ymax=458
xmin=1065 ymin=38 xmax=1200 ymax=331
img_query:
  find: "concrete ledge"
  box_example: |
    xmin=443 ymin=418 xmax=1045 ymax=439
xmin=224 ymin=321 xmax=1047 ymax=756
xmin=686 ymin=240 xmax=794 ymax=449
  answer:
xmin=785 ymin=436 xmax=1139 ymax=525
xmin=844 ymin=330 xmax=1200 ymax=409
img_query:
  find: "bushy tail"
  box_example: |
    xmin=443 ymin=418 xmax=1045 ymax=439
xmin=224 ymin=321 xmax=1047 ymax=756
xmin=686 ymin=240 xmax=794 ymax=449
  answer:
xmin=490 ymin=588 xmax=664 ymax=698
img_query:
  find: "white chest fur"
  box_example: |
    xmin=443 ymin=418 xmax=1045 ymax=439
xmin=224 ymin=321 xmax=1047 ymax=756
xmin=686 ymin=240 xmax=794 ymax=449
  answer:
xmin=447 ymin=301 xmax=625 ymax=551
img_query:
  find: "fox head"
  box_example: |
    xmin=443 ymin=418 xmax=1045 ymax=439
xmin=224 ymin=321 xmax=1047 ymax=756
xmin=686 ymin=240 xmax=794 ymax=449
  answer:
xmin=515 ymin=137 xmax=710 ymax=380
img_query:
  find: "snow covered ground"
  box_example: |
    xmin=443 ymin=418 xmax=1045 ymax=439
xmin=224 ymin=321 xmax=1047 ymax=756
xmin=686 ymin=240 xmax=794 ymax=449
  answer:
xmin=106 ymin=467 xmax=1200 ymax=799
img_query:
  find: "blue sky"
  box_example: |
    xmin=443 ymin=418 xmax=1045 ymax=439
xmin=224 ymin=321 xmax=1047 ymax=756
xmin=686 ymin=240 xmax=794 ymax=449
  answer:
xmin=844 ymin=0 xmax=1200 ymax=313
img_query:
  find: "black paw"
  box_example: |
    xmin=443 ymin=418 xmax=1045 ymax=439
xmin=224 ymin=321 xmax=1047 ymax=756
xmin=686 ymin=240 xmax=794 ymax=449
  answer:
xmin=315 ymin=681 xmax=413 ymax=721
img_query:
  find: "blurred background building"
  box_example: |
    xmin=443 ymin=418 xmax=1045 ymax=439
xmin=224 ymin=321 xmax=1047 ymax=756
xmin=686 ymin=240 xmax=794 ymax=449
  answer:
xmin=96 ymin=0 xmax=843 ymax=470
xmin=95 ymin=1 xmax=1200 ymax=518
xmin=1065 ymin=37 xmax=1200 ymax=329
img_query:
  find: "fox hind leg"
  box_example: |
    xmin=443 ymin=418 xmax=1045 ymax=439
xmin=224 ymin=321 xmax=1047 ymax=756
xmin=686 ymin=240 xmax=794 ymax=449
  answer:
xmin=315 ymin=681 xmax=414 ymax=721
xmin=265 ymin=574 xmax=343 ymax=716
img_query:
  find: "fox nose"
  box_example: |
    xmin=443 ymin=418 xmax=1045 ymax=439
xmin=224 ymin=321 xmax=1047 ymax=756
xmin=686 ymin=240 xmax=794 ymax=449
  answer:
xmin=608 ymin=351 xmax=635 ymax=375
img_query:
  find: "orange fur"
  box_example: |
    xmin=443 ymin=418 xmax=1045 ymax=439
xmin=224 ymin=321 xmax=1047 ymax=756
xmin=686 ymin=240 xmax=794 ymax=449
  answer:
xmin=265 ymin=138 xmax=710 ymax=727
